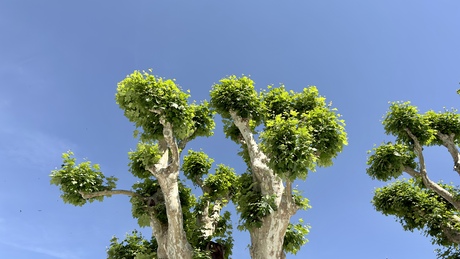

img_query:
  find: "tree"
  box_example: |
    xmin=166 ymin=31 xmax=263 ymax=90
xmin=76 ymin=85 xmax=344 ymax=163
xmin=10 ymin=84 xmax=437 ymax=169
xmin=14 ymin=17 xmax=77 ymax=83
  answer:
xmin=209 ymin=76 xmax=347 ymax=258
xmin=366 ymin=100 xmax=460 ymax=258
xmin=50 ymin=70 xmax=236 ymax=259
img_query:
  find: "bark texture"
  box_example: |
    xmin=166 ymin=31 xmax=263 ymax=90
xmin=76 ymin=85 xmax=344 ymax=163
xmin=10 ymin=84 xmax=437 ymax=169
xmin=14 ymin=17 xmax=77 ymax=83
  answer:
xmin=231 ymin=111 xmax=298 ymax=259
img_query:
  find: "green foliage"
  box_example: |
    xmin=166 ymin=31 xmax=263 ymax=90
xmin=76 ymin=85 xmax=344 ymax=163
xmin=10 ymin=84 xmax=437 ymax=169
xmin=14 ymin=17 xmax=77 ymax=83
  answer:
xmin=203 ymin=164 xmax=239 ymax=200
xmin=366 ymin=143 xmax=417 ymax=181
xmin=383 ymin=102 xmax=435 ymax=146
xmin=261 ymin=114 xmax=316 ymax=181
xmin=373 ymin=179 xmax=460 ymax=248
xmin=234 ymin=173 xmax=277 ymax=230
xmin=182 ymin=150 xmax=214 ymax=185
xmin=50 ymin=151 xmax=117 ymax=206
xmin=292 ymin=189 xmax=311 ymax=210
xmin=283 ymin=219 xmax=310 ymax=255
xmin=210 ymin=75 xmax=263 ymax=124
xmin=211 ymin=78 xmax=347 ymax=181
xmin=189 ymin=101 xmax=216 ymax=139
xmin=131 ymin=179 xmax=165 ymax=226
xmin=128 ymin=143 xmax=162 ymax=179
xmin=106 ymin=230 xmax=157 ymax=259
xmin=116 ymin=70 xmax=214 ymax=142
xmin=260 ymin=86 xmax=347 ymax=180
xmin=425 ymin=109 xmax=460 ymax=145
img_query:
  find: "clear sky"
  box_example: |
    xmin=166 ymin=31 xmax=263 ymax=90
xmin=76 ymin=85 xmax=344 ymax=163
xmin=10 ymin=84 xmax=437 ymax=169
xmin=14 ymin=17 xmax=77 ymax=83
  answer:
xmin=1 ymin=1 xmax=460 ymax=258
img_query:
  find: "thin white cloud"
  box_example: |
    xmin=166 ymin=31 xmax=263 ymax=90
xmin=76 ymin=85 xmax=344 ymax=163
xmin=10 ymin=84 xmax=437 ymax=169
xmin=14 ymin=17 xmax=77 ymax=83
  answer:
xmin=0 ymin=240 xmax=80 ymax=259
xmin=0 ymin=121 xmax=75 ymax=171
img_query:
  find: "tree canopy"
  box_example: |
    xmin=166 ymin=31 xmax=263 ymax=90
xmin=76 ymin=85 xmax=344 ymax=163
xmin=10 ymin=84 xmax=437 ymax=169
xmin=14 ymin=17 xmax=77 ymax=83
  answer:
xmin=210 ymin=75 xmax=347 ymax=258
xmin=367 ymin=100 xmax=460 ymax=258
xmin=50 ymin=71 xmax=347 ymax=259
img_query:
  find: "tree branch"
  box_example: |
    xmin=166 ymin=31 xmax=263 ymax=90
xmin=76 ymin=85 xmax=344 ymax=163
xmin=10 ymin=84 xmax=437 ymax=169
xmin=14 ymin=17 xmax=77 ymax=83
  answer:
xmin=79 ymin=189 xmax=140 ymax=199
xmin=437 ymin=132 xmax=460 ymax=176
xmin=404 ymin=128 xmax=460 ymax=211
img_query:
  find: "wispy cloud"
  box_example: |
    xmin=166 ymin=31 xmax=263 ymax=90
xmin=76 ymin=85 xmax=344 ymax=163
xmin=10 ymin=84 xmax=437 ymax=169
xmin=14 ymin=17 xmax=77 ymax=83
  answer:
xmin=0 ymin=240 xmax=80 ymax=259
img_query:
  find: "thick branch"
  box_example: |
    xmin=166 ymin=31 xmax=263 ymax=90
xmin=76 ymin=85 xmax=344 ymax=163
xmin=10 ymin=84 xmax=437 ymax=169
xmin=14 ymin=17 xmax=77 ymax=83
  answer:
xmin=229 ymin=111 xmax=270 ymax=180
xmin=79 ymin=189 xmax=140 ymax=199
xmin=404 ymin=166 xmax=460 ymax=211
xmin=404 ymin=128 xmax=460 ymax=211
xmin=437 ymin=132 xmax=460 ymax=176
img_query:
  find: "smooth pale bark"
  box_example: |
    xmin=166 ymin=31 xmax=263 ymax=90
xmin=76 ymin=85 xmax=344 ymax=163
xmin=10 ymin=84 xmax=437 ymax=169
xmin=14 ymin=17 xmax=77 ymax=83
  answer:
xmin=437 ymin=132 xmax=460 ymax=176
xmin=230 ymin=111 xmax=298 ymax=259
xmin=148 ymin=119 xmax=193 ymax=259
xmin=404 ymin=129 xmax=460 ymax=211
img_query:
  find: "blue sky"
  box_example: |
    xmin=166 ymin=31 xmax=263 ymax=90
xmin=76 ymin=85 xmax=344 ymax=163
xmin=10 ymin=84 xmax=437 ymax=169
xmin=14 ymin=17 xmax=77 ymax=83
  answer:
xmin=1 ymin=1 xmax=460 ymax=258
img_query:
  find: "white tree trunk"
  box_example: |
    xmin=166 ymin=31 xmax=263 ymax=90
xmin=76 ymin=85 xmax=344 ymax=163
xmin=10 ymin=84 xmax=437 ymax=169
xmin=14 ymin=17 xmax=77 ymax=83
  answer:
xmin=157 ymin=174 xmax=193 ymax=259
xmin=230 ymin=111 xmax=297 ymax=259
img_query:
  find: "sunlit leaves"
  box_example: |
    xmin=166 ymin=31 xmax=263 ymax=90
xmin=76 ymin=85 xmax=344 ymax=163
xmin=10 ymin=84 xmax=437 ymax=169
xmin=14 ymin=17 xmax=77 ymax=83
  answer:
xmin=383 ymin=102 xmax=435 ymax=145
xmin=234 ymin=173 xmax=277 ymax=230
xmin=128 ymin=142 xmax=162 ymax=178
xmin=210 ymin=75 xmax=263 ymax=124
xmin=116 ymin=70 xmax=214 ymax=142
xmin=261 ymin=114 xmax=315 ymax=180
xmin=50 ymin=151 xmax=117 ymax=206
xmin=283 ymin=219 xmax=310 ymax=255
xmin=425 ymin=109 xmax=460 ymax=145
xmin=366 ymin=143 xmax=417 ymax=181
xmin=373 ymin=180 xmax=460 ymax=248
xmin=203 ymin=164 xmax=238 ymax=200
xmin=107 ymin=230 xmax=158 ymax=259
xmin=182 ymin=150 xmax=214 ymax=184
xmin=260 ymin=86 xmax=347 ymax=180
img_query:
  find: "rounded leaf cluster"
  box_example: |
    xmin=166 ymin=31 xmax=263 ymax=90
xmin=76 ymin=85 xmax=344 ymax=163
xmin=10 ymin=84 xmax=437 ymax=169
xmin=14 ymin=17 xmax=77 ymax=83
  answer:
xmin=366 ymin=143 xmax=417 ymax=181
xmin=128 ymin=143 xmax=162 ymax=179
xmin=116 ymin=70 xmax=195 ymax=140
xmin=203 ymin=164 xmax=238 ymax=200
xmin=107 ymin=230 xmax=158 ymax=259
xmin=261 ymin=85 xmax=347 ymax=180
xmin=50 ymin=151 xmax=117 ymax=206
xmin=261 ymin=115 xmax=316 ymax=180
xmin=301 ymin=106 xmax=347 ymax=166
xmin=283 ymin=220 xmax=310 ymax=255
xmin=383 ymin=102 xmax=435 ymax=145
xmin=263 ymin=86 xmax=326 ymax=120
xmin=373 ymin=179 xmax=460 ymax=247
xmin=189 ymin=102 xmax=215 ymax=139
xmin=210 ymin=75 xmax=263 ymax=123
xmin=182 ymin=150 xmax=214 ymax=184
xmin=234 ymin=173 xmax=277 ymax=230
xmin=425 ymin=109 xmax=460 ymax=145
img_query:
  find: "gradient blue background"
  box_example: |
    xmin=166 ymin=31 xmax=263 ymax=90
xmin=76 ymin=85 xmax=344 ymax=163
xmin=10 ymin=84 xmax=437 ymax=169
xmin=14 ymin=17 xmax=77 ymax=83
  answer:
xmin=1 ymin=1 xmax=460 ymax=258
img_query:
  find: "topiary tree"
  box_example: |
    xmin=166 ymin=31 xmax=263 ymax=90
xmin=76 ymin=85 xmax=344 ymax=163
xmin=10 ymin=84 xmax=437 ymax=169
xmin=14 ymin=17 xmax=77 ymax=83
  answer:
xmin=367 ymin=100 xmax=460 ymax=258
xmin=50 ymin=70 xmax=236 ymax=259
xmin=209 ymin=76 xmax=347 ymax=258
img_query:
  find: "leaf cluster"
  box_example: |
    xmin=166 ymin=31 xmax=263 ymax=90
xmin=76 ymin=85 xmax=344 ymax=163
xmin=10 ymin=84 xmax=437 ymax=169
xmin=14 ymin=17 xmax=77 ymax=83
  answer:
xmin=366 ymin=143 xmax=417 ymax=181
xmin=234 ymin=173 xmax=277 ymax=230
xmin=128 ymin=143 xmax=162 ymax=178
xmin=116 ymin=70 xmax=214 ymax=142
xmin=210 ymin=77 xmax=347 ymax=181
xmin=50 ymin=151 xmax=117 ymax=206
xmin=106 ymin=230 xmax=158 ymax=259
xmin=373 ymin=179 xmax=460 ymax=248
xmin=210 ymin=75 xmax=263 ymax=124
xmin=382 ymin=102 xmax=460 ymax=147
xmin=260 ymin=86 xmax=347 ymax=180
xmin=283 ymin=219 xmax=310 ymax=255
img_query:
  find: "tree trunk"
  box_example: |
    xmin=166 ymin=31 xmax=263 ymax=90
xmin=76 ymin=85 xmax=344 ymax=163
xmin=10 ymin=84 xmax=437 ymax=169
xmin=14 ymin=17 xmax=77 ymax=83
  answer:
xmin=230 ymin=111 xmax=298 ymax=259
xmin=249 ymin=209 xmax=290 ymax=259
xmin=157 ymin=174 xmax=193 ymax=259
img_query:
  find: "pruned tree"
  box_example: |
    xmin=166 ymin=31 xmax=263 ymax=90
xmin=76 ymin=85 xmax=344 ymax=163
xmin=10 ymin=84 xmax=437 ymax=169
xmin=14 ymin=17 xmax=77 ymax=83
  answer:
xmin=367 ymin=100 xmax=460 ymax=258
xmin=50 ymin=70 xmax=236 ymax=259
xmin=209 ymin=76 xmax=347 ymax=258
